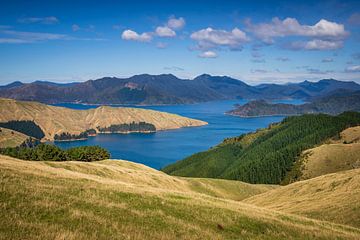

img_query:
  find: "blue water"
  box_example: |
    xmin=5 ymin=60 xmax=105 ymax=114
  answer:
xmin=53 ymin=100 xmax=299 ymax=169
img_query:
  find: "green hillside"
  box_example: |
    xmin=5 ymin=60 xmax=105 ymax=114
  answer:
xmin=162 ymin=112 xmax=360 ymax=184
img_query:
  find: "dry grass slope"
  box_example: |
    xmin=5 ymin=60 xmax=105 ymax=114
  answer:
xmin=1 ymin=155 xmax=360 ymax=240
xmin=0 ymin=127 xmax=28 ymax=148
xmin=244 ymin=168 xmax=360 ymax=228
xmin=0 ymin=98 xmax=207 ymax=141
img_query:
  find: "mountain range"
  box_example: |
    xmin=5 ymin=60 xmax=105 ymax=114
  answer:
xmin=1 ymin=74 xmax=359 ymax=104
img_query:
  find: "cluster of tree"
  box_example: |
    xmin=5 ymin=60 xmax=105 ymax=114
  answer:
xmin=163 ymin=112 xmax=360 ymax=184
xmin=54 ymin=129 xmax=97 ymax=141
xmin=0 ymin=144 xmax=110 ymax=162
xmin=97 ymin=122 xmax=156 ymax=133
xmin=0 ymin=120 xmax=45 ymax=139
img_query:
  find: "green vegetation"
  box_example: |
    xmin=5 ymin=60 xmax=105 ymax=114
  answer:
xmin=163 ymin=112 xmax=360 ymax=184
xmin=0 ymin=144 xmax=110 ymax=162
xmin=0 ymin=120 xmax=45 ymax=139
xmin=97 ymin=121 xmax=156 ymax=133
xmin=54 ymin=129 xmax=96 ymax=141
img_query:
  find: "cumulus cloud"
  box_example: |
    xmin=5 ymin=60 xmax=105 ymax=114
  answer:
xmin=286 ymin=39 xmax=343 ymax=50
xmin=345 ymin=65 xmax=360 ymax=72
xmin=121 ymin=29 xmax=152 ymax=42
xmin=167 ymin=17 xmax=185 ymax=30
xmin=247 ymin=17 xmax=348 ymax=43
xmin=155 ymin=26 xmax=176 ymax=37
xmin=322 ymin=58 xmax=334 ymax=63
xmin=191 ymin=27 xmax=249 ymax=51
xmin=18 ymin=16 xmax=59 ymax=24
xmin=198 ymin=51 xmax=218 ymax=58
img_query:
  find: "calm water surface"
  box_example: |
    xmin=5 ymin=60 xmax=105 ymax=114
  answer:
xmin=54 ymin=100 xmax=300 ymax=169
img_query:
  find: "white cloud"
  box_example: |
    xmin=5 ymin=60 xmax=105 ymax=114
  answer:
xmin=345 ymin=65 xmax=360 ymax=72
xmin=198 ymin=51 xmax=218 ymax=58
xmin=156 ymin=42 xmax=168 ymax=49
xmin=191 ymin=27 xmax=249 ymax=50
xmin=247 ymin=17 xmax=348 ymax=43
xmin=155 ymin=26 xmax=176 ymax=37
xmin=72 ymin=24 xmax=80 ymax=32
xmin=121 ymin=29 xmax=152 ymax=42
xmin=322 ymin=58 xmax=334 ymax=63
xmin=167 ymin=17 xmax=185 ymax=30
xmin=287 ymin=39 xmax=343 ymax=50
xmin=18 ymin=16 xmax=59 ymax=24
xmin=0 ymin=30 xmax=68 ymax=42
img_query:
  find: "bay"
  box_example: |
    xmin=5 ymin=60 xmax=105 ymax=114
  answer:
xmin=53 ymin=100 xmax=299 ymax=169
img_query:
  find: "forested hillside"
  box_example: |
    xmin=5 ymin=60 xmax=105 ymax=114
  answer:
xmin=162 ymin=112 xmax=360 ymax=184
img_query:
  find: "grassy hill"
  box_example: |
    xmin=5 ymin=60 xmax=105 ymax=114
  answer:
xmin=244 ymin=168 xmax=360 ymax=228
xmin=283 ymin=126 xmax=360 ymax=183
xmin=162 ymin=112 xmax=360 ymax=184
xmin=0 ymin=127 xmax=28 ymax=148
xmin=0 ymin=98 xmax=207 ymax=141
xmin=1 ymin=154 xmax=360 ymax=240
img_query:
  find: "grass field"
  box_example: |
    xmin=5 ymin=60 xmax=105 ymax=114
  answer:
xmin=1 ymin=155 xmax=360 ymax=239
xmin=0 ymin=127 xmax=28 ymax=148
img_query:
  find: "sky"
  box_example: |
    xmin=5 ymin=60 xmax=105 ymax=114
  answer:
xmin=0 ymin=0 xmax=360 ymax=85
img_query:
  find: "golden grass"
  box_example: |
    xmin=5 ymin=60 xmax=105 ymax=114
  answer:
xmin=0 ymin=127 xmax=28 ymax=148
xmin=1 ymin=155 xmax=360 ymax=239
xmin=0 ymin=98 xmax=207 ymax=141
xmin=300 ymin=143 xmax=360 ymax=180
xmin=244 ymin=168 xmax=360 ymax=228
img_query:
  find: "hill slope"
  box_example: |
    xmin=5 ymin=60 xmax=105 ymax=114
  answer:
xmin=244 ymin=168 xmax=360 ymax=228
xmin=1 ymin=154 xmax=359 ymax=240
xmin=0 ymin=98 xmax=207 ymax=141
xmin=284 ymin=126 xmax=360 ymax=183
xmin=1 ymin=74 xmax=359 ymax=105
xmin=163 ymin=112 xmax=360 ymax=184
xmin=0 ymin=127 xmax=28 ymax=148
xmin=228 ymin=90 xmax=360 ymax=117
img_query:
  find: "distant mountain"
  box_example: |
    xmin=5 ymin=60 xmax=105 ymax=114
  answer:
xmin=228 ymin=90 xmax=360 ymax=117
xmin=0 ymin=74 xmax=359 ymax=105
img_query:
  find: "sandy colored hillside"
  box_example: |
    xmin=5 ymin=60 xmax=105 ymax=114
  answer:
xmin=0 ymin=98 xmax=207 ymax=141
xmin=244 ymin=168 xmax=360 ymax=228
xmin=0 ymin=127 xmax=28 ymax=148
xmin=285 ymin=125 xmax=360 ymax=182
xmin=1 ymin=154 xmax=359 ymax=240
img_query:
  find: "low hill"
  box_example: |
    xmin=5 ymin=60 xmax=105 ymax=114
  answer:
xmin=228 ymin=90 xmax=360 ymax=117
xmin=284 ymin=126 xmax=360 ymax=183
xmin=0 ymin=98 xmax=207 ymax=141
xmin=1 ymin=154 xmax=359 ymax=239
xmin=1 ymin=74 xmax=359 ymax=105
xmin=0 ymin=127 xmax=28 ymax=148
xmin=162 ymin=112 xmax=360 ymax=184
xmin=244 ymin=168 xmax=360 ymax=228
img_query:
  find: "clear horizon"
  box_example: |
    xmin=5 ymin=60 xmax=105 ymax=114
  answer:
xmin=1 ymin=0 xmax=359 ymax=84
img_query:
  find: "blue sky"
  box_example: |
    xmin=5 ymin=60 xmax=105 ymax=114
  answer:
xmin=0 ymin=0 xmax=359 ymax=85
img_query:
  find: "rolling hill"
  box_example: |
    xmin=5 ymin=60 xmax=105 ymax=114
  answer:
xmin=0 ymin=127 xmax=28 ymax=148
xmin=0 ymin=98 xmax=207 ymax=141
xmin=162 ymin=112 xmax=360 ymax=184
xmin=0 ymin=74 xmax=359 ymax=105
xmin=244 ymin=168 xmax=360 ymax=228
xmin=1 ymin=154 xmax=360 ymax=239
